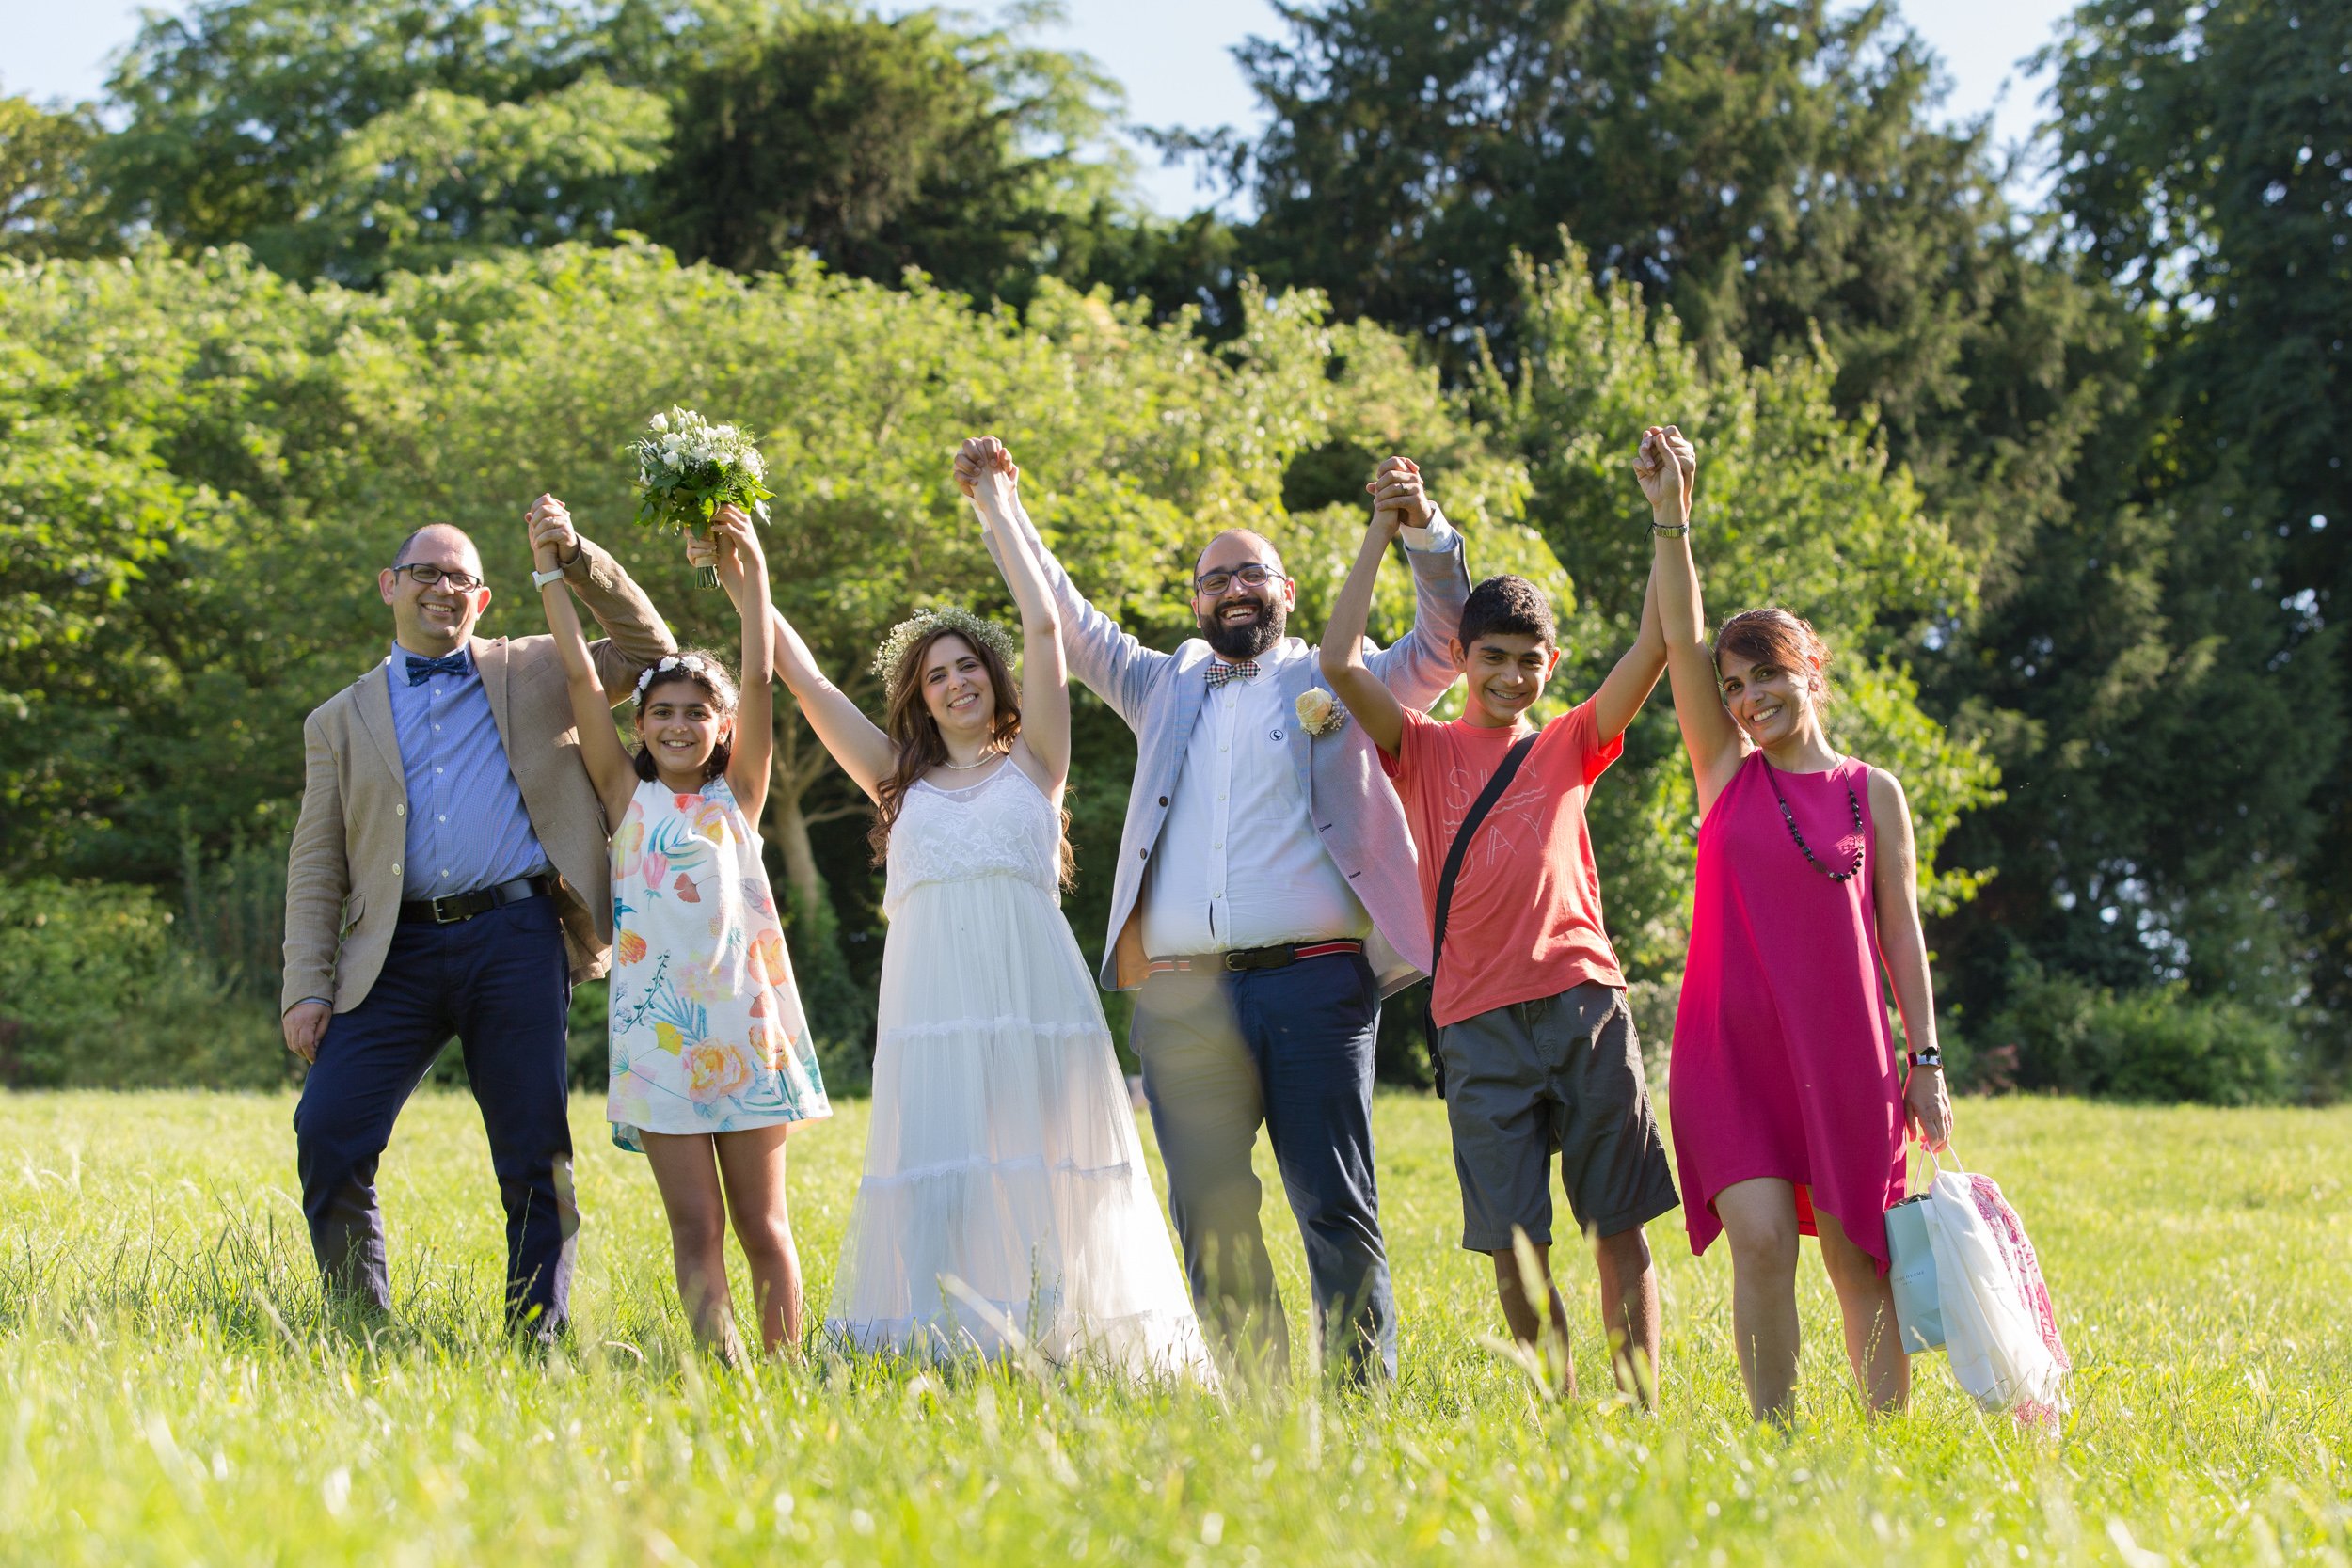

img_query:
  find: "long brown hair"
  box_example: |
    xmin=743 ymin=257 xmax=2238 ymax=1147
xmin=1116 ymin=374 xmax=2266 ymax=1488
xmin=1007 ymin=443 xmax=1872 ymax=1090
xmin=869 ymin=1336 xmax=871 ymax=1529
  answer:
xmin=868 ymin=626 xmax=1074 ymax=887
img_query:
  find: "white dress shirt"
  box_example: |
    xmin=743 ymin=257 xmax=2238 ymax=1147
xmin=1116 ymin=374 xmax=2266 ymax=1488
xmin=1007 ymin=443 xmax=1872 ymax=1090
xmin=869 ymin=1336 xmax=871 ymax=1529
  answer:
xmin=1140 ymin=514 xmax=1456 ymax=958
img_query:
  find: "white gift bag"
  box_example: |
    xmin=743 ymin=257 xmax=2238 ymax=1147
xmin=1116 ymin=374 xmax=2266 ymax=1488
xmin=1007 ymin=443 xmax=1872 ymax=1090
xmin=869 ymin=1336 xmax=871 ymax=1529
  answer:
xmin=1914 ymin=1149 xmax=2069 ymax=1421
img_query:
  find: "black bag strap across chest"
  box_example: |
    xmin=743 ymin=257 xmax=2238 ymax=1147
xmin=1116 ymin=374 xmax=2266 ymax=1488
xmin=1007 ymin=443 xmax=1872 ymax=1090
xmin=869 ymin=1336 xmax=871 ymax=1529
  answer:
xmin=1424 ymin=727 xmax=1543 ymax=1098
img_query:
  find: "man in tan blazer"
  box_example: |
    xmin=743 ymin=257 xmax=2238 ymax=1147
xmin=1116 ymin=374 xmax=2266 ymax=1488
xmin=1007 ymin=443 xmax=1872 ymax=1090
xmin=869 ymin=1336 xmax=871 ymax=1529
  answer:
xmin=282 ymin=497 xmax=673 ymax=1337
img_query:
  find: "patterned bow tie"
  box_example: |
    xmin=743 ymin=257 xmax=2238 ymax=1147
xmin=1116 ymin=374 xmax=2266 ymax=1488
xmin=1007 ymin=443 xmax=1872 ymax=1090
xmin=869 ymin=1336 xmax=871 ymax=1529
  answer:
xmin=405 ymin=652 xmax=469 ymax=686
xmin=1205 ymin=659 xmax=1260 ymax=689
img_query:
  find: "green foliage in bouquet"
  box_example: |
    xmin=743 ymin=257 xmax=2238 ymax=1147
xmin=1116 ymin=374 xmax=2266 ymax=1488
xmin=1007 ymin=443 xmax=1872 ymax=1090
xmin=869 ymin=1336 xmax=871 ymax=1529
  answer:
xmin=628 ymin=405 xmax=773 ymax=584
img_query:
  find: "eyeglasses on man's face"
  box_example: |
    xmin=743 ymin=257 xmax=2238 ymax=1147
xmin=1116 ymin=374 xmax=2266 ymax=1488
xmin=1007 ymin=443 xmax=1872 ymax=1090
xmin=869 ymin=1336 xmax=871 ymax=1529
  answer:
xmin=1193 ymin=562 xmax=1284 ymax=597
xmin=394 ymin=562 xmax=485 ymax=593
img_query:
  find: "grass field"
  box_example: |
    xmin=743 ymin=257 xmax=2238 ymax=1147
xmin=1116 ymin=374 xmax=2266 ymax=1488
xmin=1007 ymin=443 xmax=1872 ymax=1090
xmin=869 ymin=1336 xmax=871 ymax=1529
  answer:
xmin=0 ymin=1091 xmax=2345 ymax=1565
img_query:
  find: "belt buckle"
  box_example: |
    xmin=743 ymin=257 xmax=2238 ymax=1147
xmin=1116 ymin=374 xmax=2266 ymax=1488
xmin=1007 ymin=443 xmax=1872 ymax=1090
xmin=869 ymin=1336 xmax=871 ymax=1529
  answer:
xmin=428 ymin=893 xmax=469 ymax=925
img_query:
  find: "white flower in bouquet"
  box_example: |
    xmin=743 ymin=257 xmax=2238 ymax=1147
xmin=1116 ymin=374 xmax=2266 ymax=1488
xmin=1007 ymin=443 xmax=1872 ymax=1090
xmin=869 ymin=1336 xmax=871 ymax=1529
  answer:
xmin=628 ymin=406 xmax=774 ymax=586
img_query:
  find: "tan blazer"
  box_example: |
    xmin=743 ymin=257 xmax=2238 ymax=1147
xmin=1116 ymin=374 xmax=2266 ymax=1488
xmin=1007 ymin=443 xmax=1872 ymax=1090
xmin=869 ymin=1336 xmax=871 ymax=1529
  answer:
xmin=280 ymin=539 xmax=675 ymax=1015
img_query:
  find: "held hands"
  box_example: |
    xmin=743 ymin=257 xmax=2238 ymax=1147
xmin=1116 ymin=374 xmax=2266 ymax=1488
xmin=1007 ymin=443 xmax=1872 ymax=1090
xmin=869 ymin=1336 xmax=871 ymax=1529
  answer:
xmin=282 ymin=1000 xmax=330 ymax=1064
xmin=954 ymin=436 xmax=1020 ymax=514
xmin=1634 ymin=426 xmax=1697 ymax=520
xmin=708 ymin=502 xmax=764 ymax=580
xmin=1904 ymin=1063 xmax=1953 ymax=1152
xmin=526 ymin=493 xmax=579 ymax=572
xmin=1366 ymin=455 xmax=1432 ymax=532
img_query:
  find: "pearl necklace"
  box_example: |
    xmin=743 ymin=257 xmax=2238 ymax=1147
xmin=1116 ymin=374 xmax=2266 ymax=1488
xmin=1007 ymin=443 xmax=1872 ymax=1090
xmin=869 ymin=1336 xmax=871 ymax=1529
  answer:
xmin=940 ymin=746 xmax=1009 ymax=771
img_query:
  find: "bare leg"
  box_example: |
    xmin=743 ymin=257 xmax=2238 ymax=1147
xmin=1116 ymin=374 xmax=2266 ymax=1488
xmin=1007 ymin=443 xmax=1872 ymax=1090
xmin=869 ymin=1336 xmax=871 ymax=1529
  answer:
xmin=1816 ymin=1207 xmax=1909 ymax=1414
xmin=1593 ymin=1225 xmax=1661 ymax=1408
xmin=1490 ymin=1239 xmax=1576 ymax=1398
xmin=640 ymin=1132 xmax=744 ymax=1365
xmin=1713 ymin=1178 xmax=1803 ymax=1424
xmin=714 ymin=1124 xmax=803 ymax=1358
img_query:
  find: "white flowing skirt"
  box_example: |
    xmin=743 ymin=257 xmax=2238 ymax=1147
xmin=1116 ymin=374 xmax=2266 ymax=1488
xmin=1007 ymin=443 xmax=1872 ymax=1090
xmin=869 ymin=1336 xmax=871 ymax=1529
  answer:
xmin=824 ymin=869 xmax=1216 ymax=1385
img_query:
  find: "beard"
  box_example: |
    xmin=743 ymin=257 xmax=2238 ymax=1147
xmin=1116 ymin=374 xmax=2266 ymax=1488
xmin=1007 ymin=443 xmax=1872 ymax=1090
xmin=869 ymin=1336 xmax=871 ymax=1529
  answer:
xmin=1201 ymin=597 xmax=1286 ymax=660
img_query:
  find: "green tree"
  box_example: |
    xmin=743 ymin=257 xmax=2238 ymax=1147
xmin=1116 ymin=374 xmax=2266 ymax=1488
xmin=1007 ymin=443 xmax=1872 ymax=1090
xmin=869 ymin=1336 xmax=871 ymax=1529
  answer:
xmin=656 ymin=5 xmax=1136 ymax=305
xmin=0 ymin=94 xmax=113 ymax=260
xmin=2035 ymin=0 xmax=2352 ymax=1030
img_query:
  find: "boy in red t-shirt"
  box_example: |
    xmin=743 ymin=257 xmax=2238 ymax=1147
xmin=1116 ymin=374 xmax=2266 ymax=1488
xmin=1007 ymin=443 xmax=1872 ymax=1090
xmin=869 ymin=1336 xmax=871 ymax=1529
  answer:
xmin=1320 ymin=454 xmax=1679 ymax=1403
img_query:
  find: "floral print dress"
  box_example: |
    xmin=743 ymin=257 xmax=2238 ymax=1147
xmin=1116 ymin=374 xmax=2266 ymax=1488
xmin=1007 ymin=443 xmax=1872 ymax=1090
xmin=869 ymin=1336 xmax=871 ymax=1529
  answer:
xmin=606 ymin=775 xmax=829 ymax=1151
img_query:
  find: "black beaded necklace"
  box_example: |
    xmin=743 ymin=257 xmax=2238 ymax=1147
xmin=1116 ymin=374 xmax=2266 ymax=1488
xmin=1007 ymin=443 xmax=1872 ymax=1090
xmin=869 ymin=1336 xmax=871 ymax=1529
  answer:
xmin=1759 ymin=755 xmax=1865 ymax=882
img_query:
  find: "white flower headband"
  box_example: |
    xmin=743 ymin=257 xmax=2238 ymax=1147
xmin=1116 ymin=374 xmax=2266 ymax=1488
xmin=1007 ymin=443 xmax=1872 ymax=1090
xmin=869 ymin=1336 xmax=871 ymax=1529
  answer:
xmin=869 ymin=605 xmax=1019 ymax=679
xmin=635 ymin=653 xmax=715 ymax=701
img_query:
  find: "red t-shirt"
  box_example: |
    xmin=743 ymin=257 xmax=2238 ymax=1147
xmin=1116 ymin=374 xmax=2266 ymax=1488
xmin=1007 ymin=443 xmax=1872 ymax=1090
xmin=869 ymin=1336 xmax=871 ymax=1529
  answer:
xmin=1380 ymin=699 xmax=1627 ymax=1027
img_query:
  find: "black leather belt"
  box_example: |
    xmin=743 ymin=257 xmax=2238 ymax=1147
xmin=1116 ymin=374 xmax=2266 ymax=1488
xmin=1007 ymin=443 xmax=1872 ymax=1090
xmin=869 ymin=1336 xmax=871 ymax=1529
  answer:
xmin=1146 ymin=939 xmax=1364 ymax=977
xmin=400 ymin=874 xmax=555 ymax=927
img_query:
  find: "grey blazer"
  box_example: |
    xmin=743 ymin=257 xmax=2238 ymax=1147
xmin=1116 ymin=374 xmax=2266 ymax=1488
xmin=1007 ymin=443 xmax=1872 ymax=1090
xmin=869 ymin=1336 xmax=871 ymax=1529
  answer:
xmin=995 ymin=504 xmax=1472 ymax=997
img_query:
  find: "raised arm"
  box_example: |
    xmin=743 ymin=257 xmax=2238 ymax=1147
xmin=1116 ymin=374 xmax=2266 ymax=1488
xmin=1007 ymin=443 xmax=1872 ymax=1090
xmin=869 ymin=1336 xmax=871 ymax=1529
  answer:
xmin=1590 ymin=549 xmax=1665 ymax=743
xmin=709 ymin=505 xmax=774 ymax=822
xmin=535 ymin=530 xmax=640 ymax=829
xmin=1317 ymin=508 xmax=1408 ymax=755
xmin=690 ymin=532 xmax=895 ymax=804
xmin=1640 ymin=426 xmax=1743 ymax=814
xmin=1359 ymin=456 xmax=1472 ymax=710
xmin=524 ymin=494 xmax=677 ymax=704
xmin=1868 ymin=768 xmax=1953 ymax=1151
xmin=963 ymin=445 xmax=1070 ymax=790
xmin=956 ymin=437 xmax=1165 ymax=727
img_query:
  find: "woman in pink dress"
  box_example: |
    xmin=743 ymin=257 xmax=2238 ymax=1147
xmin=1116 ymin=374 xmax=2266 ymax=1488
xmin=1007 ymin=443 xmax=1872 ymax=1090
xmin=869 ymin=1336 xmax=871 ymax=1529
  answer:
xmin=1638 ymin=425 xmax=1953 ymax=1423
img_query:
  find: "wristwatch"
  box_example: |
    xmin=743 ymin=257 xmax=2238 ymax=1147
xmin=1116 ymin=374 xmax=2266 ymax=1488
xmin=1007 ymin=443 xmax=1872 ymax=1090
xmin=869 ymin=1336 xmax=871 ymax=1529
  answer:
xmin=1907 ymin=1047 xmax=1944 ymax=1069
xmin=532 ymin=564 xmax=568 ymax=590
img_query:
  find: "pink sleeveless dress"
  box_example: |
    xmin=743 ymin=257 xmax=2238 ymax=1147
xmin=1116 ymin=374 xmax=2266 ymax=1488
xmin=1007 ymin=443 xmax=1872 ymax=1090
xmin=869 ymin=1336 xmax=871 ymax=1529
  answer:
xmin=1668 ymin=752 xmax=1905 ymax=1271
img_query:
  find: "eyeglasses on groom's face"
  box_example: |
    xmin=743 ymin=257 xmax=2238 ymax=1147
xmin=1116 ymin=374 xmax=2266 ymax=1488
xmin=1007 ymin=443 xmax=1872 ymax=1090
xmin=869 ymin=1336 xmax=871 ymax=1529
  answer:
xmin=1192 ymin=562 xmax=1283 ymax=597
xmin=391 ymin=562 xmax=485 ymax=593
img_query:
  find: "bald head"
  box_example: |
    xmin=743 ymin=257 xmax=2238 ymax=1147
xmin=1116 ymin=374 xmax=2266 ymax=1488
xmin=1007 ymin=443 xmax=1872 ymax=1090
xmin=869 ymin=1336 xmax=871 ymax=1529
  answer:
xmin=391 ymin=523 xmax=483 ymax=574
xmin=1195 ymin=528 xmax=1284 ymax=583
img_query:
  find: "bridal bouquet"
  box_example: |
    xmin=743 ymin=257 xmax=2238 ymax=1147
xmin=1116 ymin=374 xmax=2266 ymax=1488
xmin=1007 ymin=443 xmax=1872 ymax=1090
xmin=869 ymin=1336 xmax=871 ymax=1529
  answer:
xmin=629 ymin=407 xmax=774 ymax=587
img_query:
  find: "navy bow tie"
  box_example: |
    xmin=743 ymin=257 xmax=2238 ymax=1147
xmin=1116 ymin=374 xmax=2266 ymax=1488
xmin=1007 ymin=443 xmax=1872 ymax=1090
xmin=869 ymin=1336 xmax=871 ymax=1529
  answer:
xmin=405 ymin=652 xmax=469 ymax=686
xmin=1205 ymin=658 xmax=1260 ymax=689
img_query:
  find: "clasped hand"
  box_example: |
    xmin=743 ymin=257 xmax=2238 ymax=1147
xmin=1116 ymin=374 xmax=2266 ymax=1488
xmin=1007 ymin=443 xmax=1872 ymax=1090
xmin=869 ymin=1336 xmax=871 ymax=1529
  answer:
xmin=526 ymin=493 xmax=578 ymax=569
xmin=954 ymin=436 xmax=1021 ymax=514
xmin=682 ymin=503 xmax=763 ymax=592
xmin=1364 ymin=456 xmax=1431 ymax=533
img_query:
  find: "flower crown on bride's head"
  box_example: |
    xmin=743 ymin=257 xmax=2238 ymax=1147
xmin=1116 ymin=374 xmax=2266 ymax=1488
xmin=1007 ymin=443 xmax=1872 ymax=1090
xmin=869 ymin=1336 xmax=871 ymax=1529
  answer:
xmin=869 ymin=605 xmax=1018 ymax=680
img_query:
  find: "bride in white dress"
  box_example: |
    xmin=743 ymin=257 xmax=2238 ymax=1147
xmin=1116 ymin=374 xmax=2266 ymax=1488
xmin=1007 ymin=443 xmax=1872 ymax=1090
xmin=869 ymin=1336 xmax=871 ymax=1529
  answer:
xmin=697 ymin=448 xmax=1213 ymax=1380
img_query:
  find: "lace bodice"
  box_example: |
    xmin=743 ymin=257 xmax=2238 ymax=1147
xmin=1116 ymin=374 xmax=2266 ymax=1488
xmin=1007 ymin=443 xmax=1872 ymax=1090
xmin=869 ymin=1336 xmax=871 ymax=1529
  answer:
xmin=882 ymin=762 xmax=1061 ymax=916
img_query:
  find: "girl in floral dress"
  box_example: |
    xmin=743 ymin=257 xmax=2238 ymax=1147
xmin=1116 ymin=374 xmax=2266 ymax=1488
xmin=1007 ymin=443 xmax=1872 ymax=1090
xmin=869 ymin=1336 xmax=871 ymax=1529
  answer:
xmin=538 ymin=506 xmax=828 ymax=1363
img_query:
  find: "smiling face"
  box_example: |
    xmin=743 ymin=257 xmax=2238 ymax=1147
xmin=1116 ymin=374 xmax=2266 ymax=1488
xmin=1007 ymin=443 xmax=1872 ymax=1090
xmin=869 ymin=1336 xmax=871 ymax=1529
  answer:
xmin=636 ymin=677 xmax=733 ymax=783
xmin=378 ymin=525 xmax=490 ymax=655
xmin=1454 ymin=632 xmax=1561 ymax=727
xmin=917 ymin=634 xmax=997 ymax=741
xmin=1715 ymin=646 xmax=1822 ymax=749
xmin=1192 ymin=530 xmax=1294 ymax=660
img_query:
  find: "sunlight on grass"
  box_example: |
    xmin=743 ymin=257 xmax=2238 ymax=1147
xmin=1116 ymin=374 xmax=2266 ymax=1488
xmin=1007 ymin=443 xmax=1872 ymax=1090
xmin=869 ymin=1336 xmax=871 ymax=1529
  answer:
xmin=0 ymin=1093 xmax=2344 ymax=1563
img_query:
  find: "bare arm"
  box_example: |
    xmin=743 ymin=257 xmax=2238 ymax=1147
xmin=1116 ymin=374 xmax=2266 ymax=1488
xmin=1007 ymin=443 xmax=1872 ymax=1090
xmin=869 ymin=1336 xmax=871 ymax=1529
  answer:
xmin=957 ymin=437 xmax=1166 ymax=726
xmin=710 ymin=505 xmax=774 ymax=821
xmin=1640 ymin=426 xmax=1743 ymax=815
xmin=536 ymin=536 xmax=640 ymax=829
xmin=1590 ymin=549 xmax=1665 ymax=744
xmin=1870 ymin=768 xmax=1954 ymax=1150
xmin=525 ymin=495 xmax=679 ymax=705
xmin=690 ymin=534 xmax=895 ymax=803
xmin=1359 ymin=457 xmax=1472 ymax=709
xmin=965 ymin=449 xmax=1070 ymax=789
xmin=1317 ymin=510 xmax=1409 ymax=755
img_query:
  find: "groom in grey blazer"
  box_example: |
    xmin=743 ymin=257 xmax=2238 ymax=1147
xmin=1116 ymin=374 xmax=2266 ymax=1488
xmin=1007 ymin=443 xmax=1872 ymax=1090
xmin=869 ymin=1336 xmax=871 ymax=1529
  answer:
xmin=961 ymin=440 xmax=1470 ymax=1385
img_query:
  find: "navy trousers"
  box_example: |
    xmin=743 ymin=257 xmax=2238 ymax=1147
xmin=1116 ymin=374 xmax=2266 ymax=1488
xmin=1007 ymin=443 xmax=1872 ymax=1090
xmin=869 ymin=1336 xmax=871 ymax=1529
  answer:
xmin=292 ymin=895 xmax=578 ymax=1337
xmin=1130 ymin=950 xmax=1397 ymax=1386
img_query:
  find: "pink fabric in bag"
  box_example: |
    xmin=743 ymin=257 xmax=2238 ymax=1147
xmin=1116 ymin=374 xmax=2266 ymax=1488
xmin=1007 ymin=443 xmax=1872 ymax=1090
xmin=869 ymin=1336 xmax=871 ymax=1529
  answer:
xmin=1967 ymin=1172 xmax=2071 ymax=1429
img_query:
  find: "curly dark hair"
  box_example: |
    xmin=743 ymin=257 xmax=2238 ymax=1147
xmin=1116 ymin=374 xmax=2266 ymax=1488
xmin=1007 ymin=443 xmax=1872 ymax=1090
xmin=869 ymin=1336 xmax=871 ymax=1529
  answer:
xmin=630 ymin=647 xmax=739 ymax=784
xmin=1457 ymin=574 xmax=1558 ymax=650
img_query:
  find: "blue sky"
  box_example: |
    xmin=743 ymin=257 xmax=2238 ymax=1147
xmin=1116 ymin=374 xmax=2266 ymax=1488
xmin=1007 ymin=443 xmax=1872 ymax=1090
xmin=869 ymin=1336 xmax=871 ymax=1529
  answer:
xmin=0 ymin=0 xmax=2080 ymax=215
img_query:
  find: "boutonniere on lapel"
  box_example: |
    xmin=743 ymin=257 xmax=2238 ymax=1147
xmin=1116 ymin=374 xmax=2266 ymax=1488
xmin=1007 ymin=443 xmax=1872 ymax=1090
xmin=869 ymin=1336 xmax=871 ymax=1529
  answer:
xmin=1295 ymin=687 xmax=1347 ymax=739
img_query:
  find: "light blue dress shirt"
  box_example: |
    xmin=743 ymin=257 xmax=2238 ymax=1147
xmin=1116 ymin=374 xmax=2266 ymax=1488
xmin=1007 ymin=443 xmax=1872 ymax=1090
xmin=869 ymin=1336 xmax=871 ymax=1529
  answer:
xmin=385 ymin=645 xmax=552 ymax=902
